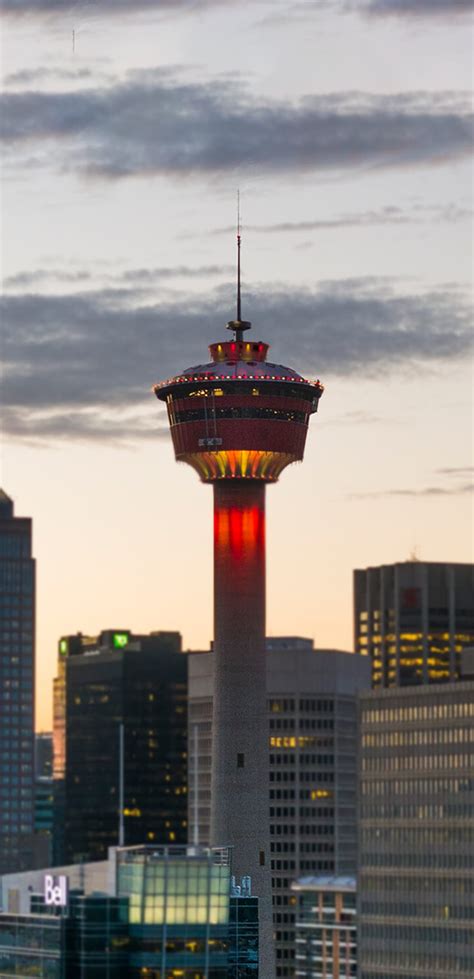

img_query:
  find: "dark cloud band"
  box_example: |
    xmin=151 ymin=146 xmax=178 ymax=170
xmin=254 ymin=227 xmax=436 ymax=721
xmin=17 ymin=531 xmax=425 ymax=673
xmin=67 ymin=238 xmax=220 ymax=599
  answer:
xmin=2 ymin=279 xmax=472 ymax=443
xmin=0 ymin=0 xmax=211 ymax=12
xmin=1 ymin=76 xmax=472 ymax=179
xmin=365 ymin=0 xmax=473 ymax=16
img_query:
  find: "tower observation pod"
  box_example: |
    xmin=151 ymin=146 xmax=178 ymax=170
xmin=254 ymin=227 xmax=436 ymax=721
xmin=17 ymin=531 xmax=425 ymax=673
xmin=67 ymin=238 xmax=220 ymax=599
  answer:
xmin=154 ymin=271 xmax=323 ymax=979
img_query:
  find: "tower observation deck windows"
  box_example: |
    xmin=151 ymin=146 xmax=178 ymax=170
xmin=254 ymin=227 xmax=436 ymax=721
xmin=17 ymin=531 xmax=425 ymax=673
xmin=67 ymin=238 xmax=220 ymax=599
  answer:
xmin=173 ymin=382 xmax=317 ymax=403
xmin=173 ymin=407 xmax=308 ymax=424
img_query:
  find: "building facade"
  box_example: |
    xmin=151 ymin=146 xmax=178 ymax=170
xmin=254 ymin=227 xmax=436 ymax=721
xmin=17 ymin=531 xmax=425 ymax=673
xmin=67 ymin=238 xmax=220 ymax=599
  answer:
xmin=0 ymin=845 xmax=259 ymax=979
xmin=53 ymin=629 xmax=187 ymax=864
xmin=292 ymin=876 xmax=356 ymax=979
xmin=354 ymin=561 xmax=474 ymax=688
xmin=188 ymin=640 xmax=370 ymax=978
xmin=358 ymin=679 xmax=474 ymax=979
xmin=0 ymin=490 xmax=35 ymax=874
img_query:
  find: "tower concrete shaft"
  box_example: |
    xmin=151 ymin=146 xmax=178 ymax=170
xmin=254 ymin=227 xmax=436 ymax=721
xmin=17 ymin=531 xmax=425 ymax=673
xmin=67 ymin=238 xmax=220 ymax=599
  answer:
xmin=211 ymin=483 xmax=273 ymax=971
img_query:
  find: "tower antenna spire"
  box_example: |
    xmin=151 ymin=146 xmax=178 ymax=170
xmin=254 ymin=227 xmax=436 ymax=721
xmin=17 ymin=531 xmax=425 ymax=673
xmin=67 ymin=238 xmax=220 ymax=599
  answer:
xmin=237 ymin=189 xmax=242 ymax=322
xmin=227 ymin=190 xmax=251 ymax=340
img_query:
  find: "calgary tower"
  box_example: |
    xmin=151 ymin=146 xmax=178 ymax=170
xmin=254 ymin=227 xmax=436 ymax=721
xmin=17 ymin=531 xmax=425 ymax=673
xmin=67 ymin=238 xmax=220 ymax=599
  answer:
xmin=154 ymin=230 xmax=323 ymax=977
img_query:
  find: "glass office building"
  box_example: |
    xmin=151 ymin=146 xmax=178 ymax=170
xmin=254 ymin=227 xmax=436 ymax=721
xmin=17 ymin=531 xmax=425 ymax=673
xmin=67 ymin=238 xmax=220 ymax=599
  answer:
xmin=0 ymin=845 xmax=259 ymax=978
xmin=358 ymin=679 xmax=474 ymax=978
xmin=53 ymin=630 xmax=187 ymax=864
xmin=0 ymin=490 xmax=35 ymax=874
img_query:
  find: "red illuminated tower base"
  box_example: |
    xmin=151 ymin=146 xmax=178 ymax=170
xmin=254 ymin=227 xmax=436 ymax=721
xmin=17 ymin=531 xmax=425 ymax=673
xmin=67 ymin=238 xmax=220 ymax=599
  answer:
xmin=155 ymin=307 xmax=323 ymax=979
xmin=213 ymin=481 xmax=266 ymax=852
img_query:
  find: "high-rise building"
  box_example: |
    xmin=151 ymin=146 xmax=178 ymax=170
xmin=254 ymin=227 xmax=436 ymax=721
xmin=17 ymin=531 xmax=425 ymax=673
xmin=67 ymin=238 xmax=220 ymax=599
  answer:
xmin=292 ymin=875 xmax=357 ymax=979
xmin=34 ymin=732 xmax=54 ymax=867
xmin=34 ymin=733 xmax=52 ymax=780
xmin=357 ymin=671 xmax=474 ymax=979
xmin=0 ymin=844 xmax=259 ymax=979
xmin=154 ymin=243 xmax=324 ymax=977
xmin=354 ymin=561 xmax=474 ymax=687
xmin=188 ymin=639 xmax=371 ymax=977
xmin=0 ymin=490 xmax=35 ymax=874
xmin=53 ymin=629 xmax=187 ymax=864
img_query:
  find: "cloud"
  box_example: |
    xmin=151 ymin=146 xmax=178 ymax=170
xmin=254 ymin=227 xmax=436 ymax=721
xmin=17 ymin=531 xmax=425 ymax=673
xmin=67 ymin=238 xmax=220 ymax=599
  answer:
xmin=257 ymin=0 xmax=472 ymax=26
xmin=350 ymin=463 xmax=474 ymax=498
xmin=0 ymin=0 xmax=221 ymax=14
xmin=206 ymin=204 xmax=472 ymax=237
xmin=3 ymin=264 xmax=232 ymax=290
xmin=363 ymin=0 xmax=473 ymax=17
xmin=1 ymin=73 xmax=472 ymax=180
xmin=1 ymin=278 xmax=472 ymax=443
xmin=436 ymin=466 xmax=474 ymax=478
xmin=1 ymin=405 xmax=169 ymax=447
xmin=351 ymin=483 xmax=473 ymax=498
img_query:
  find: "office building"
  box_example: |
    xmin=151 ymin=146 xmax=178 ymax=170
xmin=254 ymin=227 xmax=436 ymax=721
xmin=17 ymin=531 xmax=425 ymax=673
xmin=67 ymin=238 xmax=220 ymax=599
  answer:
xmin=188 ymin=639 xmax=370 ymax=977
xmin=354 ymin=561 xmax=474 ymax=687
xmin=357 ymin=673 xmax=474 ymax=978
xmin=154 ymin=241 xmax=324 ymax=978
xmin=53 ymin=629 xmax=187 ymax=864
xmin=0 ymin=490 xmax=35 ymax=874
xmin=0 ymin=844 xmax=258 ymax=978
xmin=33 ymin=733 xmax=54 ymax=866
xmin=35 ymin=733 xmax=52 ymax=780
xmin=292 ymin=875 xmax=356 ymax=979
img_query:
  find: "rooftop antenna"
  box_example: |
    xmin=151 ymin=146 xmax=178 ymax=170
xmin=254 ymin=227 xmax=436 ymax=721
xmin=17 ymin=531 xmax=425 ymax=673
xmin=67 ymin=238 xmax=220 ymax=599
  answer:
xmin=227 ymin=188 xmax=251 ymax=341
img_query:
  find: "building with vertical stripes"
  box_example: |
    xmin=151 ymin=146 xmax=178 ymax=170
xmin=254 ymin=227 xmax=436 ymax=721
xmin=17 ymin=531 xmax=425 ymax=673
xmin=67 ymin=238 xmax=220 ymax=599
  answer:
xmin=353 ymin=562 xmax=474 ymax=688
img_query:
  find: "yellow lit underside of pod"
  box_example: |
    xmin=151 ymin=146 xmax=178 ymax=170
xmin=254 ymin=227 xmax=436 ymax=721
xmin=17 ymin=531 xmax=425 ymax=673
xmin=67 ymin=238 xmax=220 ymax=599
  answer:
xmin=179 ymin=450 xmax=296 ymax=482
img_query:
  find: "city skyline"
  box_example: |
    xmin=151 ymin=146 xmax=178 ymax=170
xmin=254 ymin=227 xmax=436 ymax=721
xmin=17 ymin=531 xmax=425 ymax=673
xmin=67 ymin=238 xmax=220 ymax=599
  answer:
xmin=1 ymin=0 xmax=472 ymax=731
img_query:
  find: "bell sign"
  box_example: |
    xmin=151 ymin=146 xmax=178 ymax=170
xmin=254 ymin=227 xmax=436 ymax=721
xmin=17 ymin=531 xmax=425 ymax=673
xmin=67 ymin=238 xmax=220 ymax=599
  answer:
xmin=44 ymin=874 xmax=68 ymax=907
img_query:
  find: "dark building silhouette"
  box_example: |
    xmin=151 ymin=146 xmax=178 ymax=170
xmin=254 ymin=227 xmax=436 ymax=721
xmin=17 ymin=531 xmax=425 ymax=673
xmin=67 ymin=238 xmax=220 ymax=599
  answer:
xmin=154 ymin=241 xmax=324 ymax=978
xmin=34 ymin=733 xmax=54 ymax=867
xmin=35 ymin=733 xmax=52 ymax=779
xmin=0 ymin=490 xmax=35 ymax=874
xmin=53 ymin=629 xmax=187 ymax=863
xmin=354 ymin=561 xmax=474 ymax=688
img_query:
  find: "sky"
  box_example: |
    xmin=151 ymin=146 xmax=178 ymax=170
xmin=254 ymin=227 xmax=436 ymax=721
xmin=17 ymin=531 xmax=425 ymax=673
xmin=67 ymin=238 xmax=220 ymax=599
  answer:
xmin=1 ymin=0 xmax=473 ymax=731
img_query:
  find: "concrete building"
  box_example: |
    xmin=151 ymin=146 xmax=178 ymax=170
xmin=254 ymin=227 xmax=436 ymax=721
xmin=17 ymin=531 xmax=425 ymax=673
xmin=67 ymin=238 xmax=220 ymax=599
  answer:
xmin=353 ymin=561 xmax=474 ymax=688
xmin=188 ymin=639 xmax=371 ymax=978
xmin=292 ymin=875 xmax=356 ymax=979
xmin=0 ymin=845 xmax=258 ymax=979
xmin=357 ymin=673 xmax=474 ymax=979
xmin=53 ymin=629 xmax=187 ymax=864
xmin=0 ymin=490 xmax=35 ymax=874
